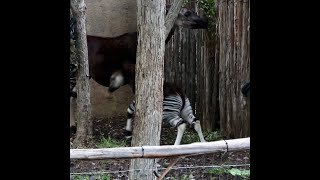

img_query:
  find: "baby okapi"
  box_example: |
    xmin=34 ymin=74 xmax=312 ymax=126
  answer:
xmin=108 ymin=65 xmax=206 ymax=145
xmin=125 ymin=82 xmax=207 ymax=145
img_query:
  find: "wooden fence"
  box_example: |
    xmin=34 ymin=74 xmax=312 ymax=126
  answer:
xmin=216 ymin=0 xmax=250 ymax=138
xmin=164 ymin=0 xmax=250 ymax=138
xmin=71 ymin=137 xmax=250 ymax=179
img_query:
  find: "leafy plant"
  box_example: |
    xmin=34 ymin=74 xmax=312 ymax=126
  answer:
xmin=71 ymin=174 xmax=111 ymax=180
xmin=208 ymin=167 xmax=250 ymax=179
xmin=204 ymin=130 xmax=223 ymax=141
xmin=180 ymin=130 xmax=223 ymax=144
xmin=72 ymin=175 xmax=88 ymax=180
xmin=228 ymin=168 xmax=250 ymax=179
xmin=98 ymin=174 xmax=111 ymax=180
xmin=197 ymin=0 xmax=217 ymax=34
xmin=207 ymin=167 xmax=229 ymax=175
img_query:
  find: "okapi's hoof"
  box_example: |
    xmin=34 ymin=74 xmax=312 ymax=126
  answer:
xmin=70 ymin=126 xmax=76 ymax=135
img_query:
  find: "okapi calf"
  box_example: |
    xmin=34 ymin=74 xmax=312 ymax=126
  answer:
xmin=108 ymin=65 xmax=206 ymax=145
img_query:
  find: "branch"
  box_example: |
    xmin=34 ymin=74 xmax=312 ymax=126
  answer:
xmin=165 ymin=0 xmax=184 ymax=39
xmin=157 ymin=156 xmax=185 ymax=180
xmin=70 ymin=0 xmax=87 ymax=16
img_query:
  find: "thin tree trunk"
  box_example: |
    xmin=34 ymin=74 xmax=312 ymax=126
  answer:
xmin=165 ymin=0 xmax=184 ymax=38
xmin=71 ymin=0 xmax=92 ymax=147
xmin=128 ymin=0 xmax=165 ymax=179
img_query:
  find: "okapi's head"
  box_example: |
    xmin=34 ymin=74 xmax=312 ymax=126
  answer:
xmin=167 ymin=5 xmax=208 ymax=29
xmin=108 ymin=63 xmax=135 ymax=93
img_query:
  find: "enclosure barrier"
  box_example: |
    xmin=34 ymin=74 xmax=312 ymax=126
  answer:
xmin=71 ymin=138 xmax=250 ymax=179
xmin=71 ymin=138 xmax=249 ymax=160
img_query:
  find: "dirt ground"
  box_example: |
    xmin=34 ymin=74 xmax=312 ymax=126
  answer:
xmin=70 ymin=80 xmax=250 ymax=180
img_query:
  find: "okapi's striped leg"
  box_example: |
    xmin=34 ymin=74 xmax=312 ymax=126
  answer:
xmin=124 ymin=100 xmax=135 ymax=137
xmin=70 ymin=85 xmax=77 ymax=135
xmin=179 ymin=97 xmax=206 ymax=143
xmin=193 ymin=120 xmax=206 ymax=143
xmin=174 ymin=123 xmax=187 ymax=145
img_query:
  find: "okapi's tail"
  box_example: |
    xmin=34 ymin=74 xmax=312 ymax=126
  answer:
xmin=163 ymin=82 xmax=186 ymax=110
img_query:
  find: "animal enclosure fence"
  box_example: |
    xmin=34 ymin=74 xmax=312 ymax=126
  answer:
xmin=70 ymin=138 xmax=250 ymax=180
xmin=69 ymin=0 xmax=250 ymax=139
xmin=164 ymin=0 xmax=250 ymax=138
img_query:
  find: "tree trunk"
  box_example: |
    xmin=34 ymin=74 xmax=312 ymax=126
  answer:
xmin=128 ymin=0 xmax=165 ymax=179
xmin=71 ymin=0 xmax=92 ymax=147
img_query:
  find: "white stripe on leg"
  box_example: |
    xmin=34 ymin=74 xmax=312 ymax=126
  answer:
xmin=70 ymin=97 xmax=76 ymax=127
xmin=125 ymin=118 xmax=132 ymax=132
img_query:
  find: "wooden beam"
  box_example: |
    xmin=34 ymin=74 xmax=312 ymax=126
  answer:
xmin=70 ymin=137 xmax=250 ymax=160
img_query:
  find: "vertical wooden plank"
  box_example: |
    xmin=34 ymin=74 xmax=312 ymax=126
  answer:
xmin=181 ymin=29 xmax=186 ymax=90
xmin=174 ymin=29 xmax=180 ymax=84
xmin=218 ymin=0 xmax=227 ymax=137
xmin=213 ymin=9 xmax=221 ymax=131
xmin=217 ymin=0 xmax=250 ymax=138
xmin=195 ymin=30 xmax=200 ymax=117
xmin=190 ymin=30 xmax=196 ymax=108
xmin=186 ymin=29 xmax=191 ymax=99
xmin=200 ymin=31 xmax=205 ymax=123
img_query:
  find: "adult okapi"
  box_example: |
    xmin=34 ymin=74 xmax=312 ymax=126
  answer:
xmin=70 ymin=5 xmax=208 ymax=133
xmin=86 ymin=5 xmax=208 ymax=90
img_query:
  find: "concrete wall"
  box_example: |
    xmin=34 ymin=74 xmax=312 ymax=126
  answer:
xmin=85 ymin=0 xmax=137 ymax=37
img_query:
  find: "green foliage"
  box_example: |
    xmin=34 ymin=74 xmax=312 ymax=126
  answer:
xmin=72 ymin=175 xmax=88 ymax=180
xmin=198 ymin=0 xmax=216 ymax=19
xmin=96 ymin=137 xmax=129 ymax=148
xmin=228 ymin=168 xmax=250 ymax=179
xmin=205 ymin=130 xmax=223 ymax=141
xmin=182 ymin=0 xmax=217 ymax=38
xmin=72 ymin=174 xmax=111 ymax=180
xmin=207 ymin=167 xmax=250 ymax=179
xmin=197 ymin=0 xmax=216 ymax=32
xmin=181 ymin=130 xmax=223 ymax=144
xmin=98 ymin=174 xmax=111 ymax=180
xmin=207 ymin=167 xmax=229 ymax=175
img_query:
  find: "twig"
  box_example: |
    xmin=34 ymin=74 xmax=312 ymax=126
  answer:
xmin=157 ymin=156 xmax=186 ymax=180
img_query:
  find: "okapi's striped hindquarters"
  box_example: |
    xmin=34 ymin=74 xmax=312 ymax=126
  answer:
xmin=125 ymin=94 xmax=206 ymax=145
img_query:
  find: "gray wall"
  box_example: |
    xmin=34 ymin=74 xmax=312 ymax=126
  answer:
xmin=85 ymin=0 xmax=137 ymax=37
